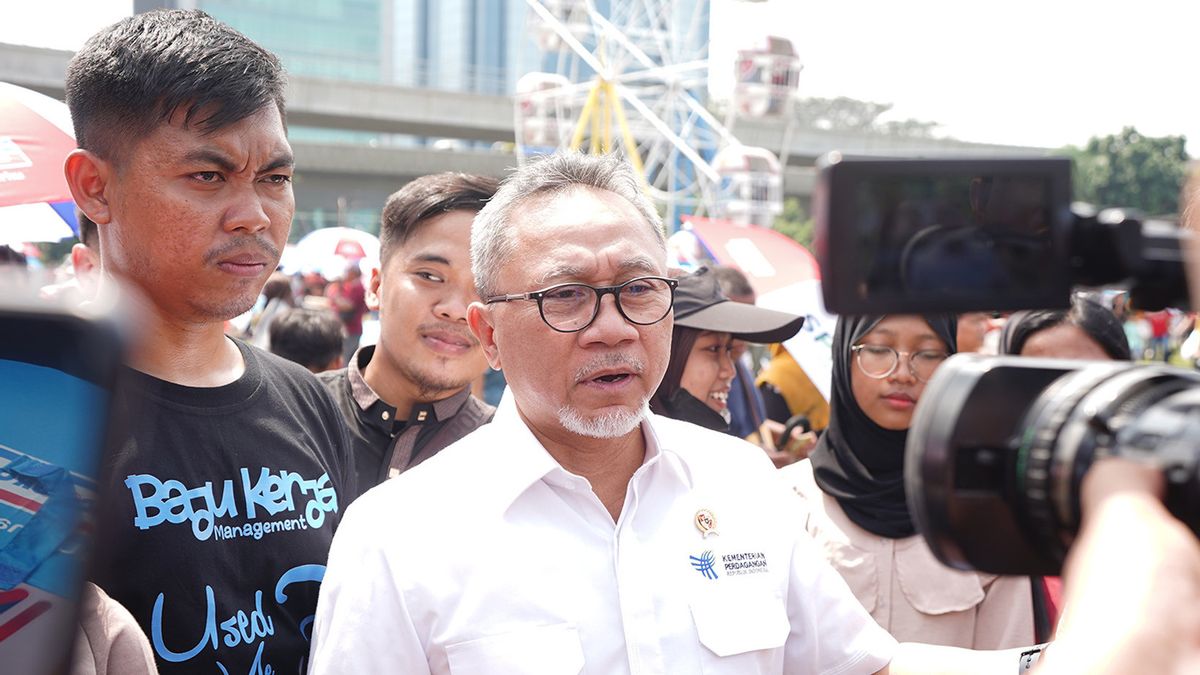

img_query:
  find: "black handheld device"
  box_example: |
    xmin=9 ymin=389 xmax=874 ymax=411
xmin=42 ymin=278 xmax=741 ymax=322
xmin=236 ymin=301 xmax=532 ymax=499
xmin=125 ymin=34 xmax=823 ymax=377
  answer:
xmin=0 ymin=288 xmax=124 ymax=675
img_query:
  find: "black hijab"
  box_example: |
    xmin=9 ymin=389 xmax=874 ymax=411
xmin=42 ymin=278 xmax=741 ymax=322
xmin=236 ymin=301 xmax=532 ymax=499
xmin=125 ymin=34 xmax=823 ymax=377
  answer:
xmin=809 ymin=314 xmax=958 ymax=538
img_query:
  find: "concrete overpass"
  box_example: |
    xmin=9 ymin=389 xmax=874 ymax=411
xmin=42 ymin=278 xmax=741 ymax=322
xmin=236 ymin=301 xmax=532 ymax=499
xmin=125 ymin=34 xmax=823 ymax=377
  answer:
xmin=2 ymin=41 xmax=1049 ymax=229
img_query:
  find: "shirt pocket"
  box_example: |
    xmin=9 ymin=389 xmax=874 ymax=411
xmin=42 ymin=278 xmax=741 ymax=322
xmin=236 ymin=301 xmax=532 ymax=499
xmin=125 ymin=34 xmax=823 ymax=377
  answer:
xmin=691 ymin=585 xmax=789 ymax=660
xmin=444 ymin=623 xmax=584 ymax=675
xmin=804 ymin=516 xmax=879 ymax=614
xmin=895 ymin=541 xmax=985 ymax=615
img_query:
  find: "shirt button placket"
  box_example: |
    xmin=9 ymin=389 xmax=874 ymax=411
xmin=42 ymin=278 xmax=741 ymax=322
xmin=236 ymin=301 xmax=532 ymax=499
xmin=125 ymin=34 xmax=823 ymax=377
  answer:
xmin=613 ymin=479 xmax=667 ymax=674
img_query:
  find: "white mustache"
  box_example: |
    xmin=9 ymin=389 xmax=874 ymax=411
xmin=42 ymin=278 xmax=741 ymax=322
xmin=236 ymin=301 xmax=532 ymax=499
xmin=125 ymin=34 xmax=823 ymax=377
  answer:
xmin=573 ymin=353 xmax=646 ymax=382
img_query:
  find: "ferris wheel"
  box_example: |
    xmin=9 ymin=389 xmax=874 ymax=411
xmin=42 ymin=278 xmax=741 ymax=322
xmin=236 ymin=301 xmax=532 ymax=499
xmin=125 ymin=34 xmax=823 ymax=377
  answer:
xmin=515 ymin=0 xmax=803 ymax=231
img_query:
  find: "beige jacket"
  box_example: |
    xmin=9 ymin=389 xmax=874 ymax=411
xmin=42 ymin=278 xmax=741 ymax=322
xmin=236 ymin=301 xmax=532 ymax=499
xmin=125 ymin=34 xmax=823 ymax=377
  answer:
xmin=784 ymin=460 xmax=1035 ymax=649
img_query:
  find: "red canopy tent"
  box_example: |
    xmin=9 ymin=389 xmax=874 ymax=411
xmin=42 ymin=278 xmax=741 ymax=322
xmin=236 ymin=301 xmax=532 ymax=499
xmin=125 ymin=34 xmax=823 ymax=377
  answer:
xmin=673 ymin=215 xmax=820 ymax=295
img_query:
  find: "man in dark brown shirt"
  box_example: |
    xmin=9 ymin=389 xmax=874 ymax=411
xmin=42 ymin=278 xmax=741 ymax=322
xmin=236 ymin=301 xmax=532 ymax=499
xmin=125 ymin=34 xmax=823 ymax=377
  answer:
xmin=319 ymin=173 xmax=498 ymax=498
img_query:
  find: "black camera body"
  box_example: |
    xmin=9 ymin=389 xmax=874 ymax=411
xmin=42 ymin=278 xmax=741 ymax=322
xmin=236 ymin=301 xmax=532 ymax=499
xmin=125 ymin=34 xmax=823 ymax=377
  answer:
xmin=814 ymin=153 xmax=1191 ymax=315
xmin=814 ymin=154 xmax=1198 ymax=575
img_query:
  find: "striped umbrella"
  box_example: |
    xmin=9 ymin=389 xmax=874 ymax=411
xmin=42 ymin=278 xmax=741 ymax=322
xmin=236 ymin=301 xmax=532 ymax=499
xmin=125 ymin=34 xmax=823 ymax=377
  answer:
xmin=0 ymin=82 xmax=78 ymax=247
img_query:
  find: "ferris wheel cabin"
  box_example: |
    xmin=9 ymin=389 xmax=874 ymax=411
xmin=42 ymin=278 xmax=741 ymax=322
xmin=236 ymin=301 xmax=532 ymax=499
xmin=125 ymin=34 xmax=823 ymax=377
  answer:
xmin=733 ymin=35 xmax=803 ymax=118
xmin=711 ymin=145 xmax=784 ymax=227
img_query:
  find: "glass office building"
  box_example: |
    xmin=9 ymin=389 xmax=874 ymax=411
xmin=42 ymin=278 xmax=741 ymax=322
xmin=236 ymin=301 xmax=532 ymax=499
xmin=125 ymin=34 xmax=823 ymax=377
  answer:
xmin=135 ymin=0 xmax=391 ymax=83
xmin=139 ymin=0 xmax=536 ymax=95
xmin=134 ymin=0 xmax=528 ymax=233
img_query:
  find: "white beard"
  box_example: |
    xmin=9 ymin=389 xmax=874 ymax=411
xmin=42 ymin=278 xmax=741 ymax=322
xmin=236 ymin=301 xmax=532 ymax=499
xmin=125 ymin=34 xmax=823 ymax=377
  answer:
xmin=557 ymin=402 xmax=649 ymax=439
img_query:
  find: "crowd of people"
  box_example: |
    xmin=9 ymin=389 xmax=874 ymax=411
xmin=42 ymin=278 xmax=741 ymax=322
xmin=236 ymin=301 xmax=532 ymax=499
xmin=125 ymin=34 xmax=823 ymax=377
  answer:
xmin=9 ymin=7 xmax=1200 ymax=675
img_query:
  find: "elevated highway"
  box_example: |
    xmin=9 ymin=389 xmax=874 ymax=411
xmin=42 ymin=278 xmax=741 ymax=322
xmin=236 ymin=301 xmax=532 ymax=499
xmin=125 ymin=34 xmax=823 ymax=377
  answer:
xmin=1 ymin=41 xmax=1047 ymax=213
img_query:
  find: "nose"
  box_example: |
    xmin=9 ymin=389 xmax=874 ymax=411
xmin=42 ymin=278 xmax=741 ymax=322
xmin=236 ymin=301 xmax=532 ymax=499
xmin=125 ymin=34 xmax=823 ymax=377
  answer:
xmin=222 ymin=186 xmax=273 ymax=234
xmin=718 ymin=350 xmax=736 ymax=380
xmin=435 ymin=287 xmax=473 ymax=323
xmin=888 ymin=354 xmax=918 ymax=383
xmin=579 ymin=293 xmax=639 ymax=346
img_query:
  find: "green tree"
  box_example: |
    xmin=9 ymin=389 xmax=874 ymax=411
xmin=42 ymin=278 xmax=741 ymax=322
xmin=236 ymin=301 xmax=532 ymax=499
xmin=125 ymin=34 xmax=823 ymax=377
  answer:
xmin=1067 ymin=127 xmax=1189 ymax=216
xmin=794 ymin=96 xmax=939 ymax=139
xmin=771 ymin=197 xmax=814 ymax=249
xmin=796 ymin=96 xmax=892 ymax=132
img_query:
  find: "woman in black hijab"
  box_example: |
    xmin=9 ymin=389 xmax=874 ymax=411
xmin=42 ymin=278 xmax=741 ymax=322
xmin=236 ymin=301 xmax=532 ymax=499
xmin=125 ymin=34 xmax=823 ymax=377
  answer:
xmin=782 ymin=314 xmax=1037 ymax=649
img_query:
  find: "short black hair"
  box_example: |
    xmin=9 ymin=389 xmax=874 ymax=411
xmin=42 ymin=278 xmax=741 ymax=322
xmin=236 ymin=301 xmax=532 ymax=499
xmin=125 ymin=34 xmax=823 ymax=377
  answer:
xmin=75 ymin=208 xmax=98 ymax=250
xmin=269 ymin=308 xmax=345 ymax=373
xmin=65 ymin=9 xmax=286 ymax=164
xmin=380 ymin=173 xmax=499 ymax=263
xmin=0 ymin=245 xmax=27 ymax=267
xmin=711 ymin=265 xmax=755 ymax=300
xmin=1000 ymin=294 xmax=1131 ymax=360
xmin=261 ymin=272 xmax=296 ymax=306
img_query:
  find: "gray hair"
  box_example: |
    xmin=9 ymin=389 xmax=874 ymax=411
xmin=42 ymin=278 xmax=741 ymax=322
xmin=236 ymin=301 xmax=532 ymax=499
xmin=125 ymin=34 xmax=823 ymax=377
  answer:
xmin=471 ymin=152 xmax=666 ymax=297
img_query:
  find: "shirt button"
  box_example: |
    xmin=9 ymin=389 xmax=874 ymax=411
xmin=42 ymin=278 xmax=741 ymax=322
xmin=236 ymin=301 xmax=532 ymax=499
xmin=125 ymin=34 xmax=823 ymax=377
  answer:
xmin=382 ymin=411 xmax=390 ymax=421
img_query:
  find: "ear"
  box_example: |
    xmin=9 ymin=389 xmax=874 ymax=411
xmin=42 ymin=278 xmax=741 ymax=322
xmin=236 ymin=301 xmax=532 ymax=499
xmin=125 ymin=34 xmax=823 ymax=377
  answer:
xmin=467 ymin=301 xmax=502 ymax=370
xmin=70 ymin=242 xmax=99 ymax=276
xmin=365 ymin=265 xmax=383 ymax=311
xmin=64 ymin=149 xmax=114 ymax=227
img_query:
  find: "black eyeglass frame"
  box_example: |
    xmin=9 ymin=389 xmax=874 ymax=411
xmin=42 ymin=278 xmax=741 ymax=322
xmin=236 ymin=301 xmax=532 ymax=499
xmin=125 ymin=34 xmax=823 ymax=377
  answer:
xmin=484 ymin=275 xmax=678 ymax=333
xmin=849 ymin=344 xmax=950 ymax=382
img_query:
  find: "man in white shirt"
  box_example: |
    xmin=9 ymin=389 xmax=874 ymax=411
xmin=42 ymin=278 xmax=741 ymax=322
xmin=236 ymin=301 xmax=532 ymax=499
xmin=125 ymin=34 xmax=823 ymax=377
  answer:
xmin=308 ymin=151 xmax=899 ymax=674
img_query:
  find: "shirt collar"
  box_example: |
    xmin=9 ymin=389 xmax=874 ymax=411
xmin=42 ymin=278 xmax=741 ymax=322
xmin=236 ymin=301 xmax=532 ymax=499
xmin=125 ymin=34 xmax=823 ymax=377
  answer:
xmin=347 ymin=345 xmax=474 ymax=431
xmin=348 ymin=345 xmax=383 ymax=411
xmin=639 ymin=409 xmax=696 ymax=490
xmin=489 ymin=390 xmax=695 ymax=509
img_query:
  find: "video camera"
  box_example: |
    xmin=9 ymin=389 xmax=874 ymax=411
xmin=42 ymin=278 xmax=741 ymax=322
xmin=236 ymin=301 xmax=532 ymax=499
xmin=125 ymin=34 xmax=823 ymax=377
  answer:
xmin=814 ymin=153 xmax=1199 ymax=575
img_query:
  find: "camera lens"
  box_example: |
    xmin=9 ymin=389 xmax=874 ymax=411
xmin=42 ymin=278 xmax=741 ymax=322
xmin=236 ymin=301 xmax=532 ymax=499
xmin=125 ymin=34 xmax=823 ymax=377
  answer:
xmin=907 ymin=355 xmax=1200 ymax=575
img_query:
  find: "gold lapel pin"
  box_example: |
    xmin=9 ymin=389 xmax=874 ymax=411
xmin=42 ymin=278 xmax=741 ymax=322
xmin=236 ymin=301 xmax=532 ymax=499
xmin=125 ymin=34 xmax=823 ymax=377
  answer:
xmin=694 ymin=509 xmax=718 ymax=538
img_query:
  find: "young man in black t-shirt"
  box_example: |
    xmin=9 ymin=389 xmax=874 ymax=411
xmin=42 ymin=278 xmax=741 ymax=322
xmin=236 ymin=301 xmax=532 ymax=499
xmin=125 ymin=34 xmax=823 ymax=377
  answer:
xmin=64 ymin=10 xmax=355 ymax=673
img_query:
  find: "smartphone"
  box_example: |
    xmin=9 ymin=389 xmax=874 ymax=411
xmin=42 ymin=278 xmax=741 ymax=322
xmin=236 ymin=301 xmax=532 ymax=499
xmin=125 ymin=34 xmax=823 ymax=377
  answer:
xmin=814 ymin=153 xmax=1075 ymax=314
xmin=0 ymin=288 xmax=123 ymax=675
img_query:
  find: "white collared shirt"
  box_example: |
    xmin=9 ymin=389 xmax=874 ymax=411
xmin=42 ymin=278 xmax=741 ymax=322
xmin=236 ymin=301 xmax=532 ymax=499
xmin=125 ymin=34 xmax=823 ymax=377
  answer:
xmin=309 ymin=393 xmax=896 ymax=674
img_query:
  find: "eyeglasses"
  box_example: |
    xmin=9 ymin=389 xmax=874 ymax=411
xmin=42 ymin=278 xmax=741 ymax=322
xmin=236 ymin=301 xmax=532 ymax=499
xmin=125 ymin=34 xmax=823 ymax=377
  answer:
xmin=850 ymin=344 xmax=949 ymax=382
xmin=484 ymin=276 xmax=678 ymax=333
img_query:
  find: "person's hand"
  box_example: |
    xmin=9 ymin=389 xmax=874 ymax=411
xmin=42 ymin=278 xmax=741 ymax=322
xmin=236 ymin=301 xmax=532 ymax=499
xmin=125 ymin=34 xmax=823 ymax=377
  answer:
xmin=749 ymin=419 xmax=817 ymax=468
xmin=1039 ymin=458 xmax=1200 ymax=674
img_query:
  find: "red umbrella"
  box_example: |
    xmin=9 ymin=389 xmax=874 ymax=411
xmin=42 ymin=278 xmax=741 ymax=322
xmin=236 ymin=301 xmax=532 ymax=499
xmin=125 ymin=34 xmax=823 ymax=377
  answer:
xmin=0 ymin=82 xmax=78 ymax=247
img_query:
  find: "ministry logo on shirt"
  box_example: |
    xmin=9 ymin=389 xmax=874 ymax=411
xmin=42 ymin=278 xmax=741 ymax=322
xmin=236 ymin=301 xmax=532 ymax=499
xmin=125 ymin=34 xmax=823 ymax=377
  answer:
xmin=690 ymin=550 xmax=719 ymax=580
xmin=721 ymin=551 xmax=769 ymax=576
xmin=690 ymin=549 xmax=771 ymax=580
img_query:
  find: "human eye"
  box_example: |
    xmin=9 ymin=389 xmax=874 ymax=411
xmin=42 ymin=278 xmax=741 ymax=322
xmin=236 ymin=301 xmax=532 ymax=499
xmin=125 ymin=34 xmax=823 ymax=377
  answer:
xmin=861 ymin=344 xmax=894 ymax=357
xmin=262 ymin=173 xmax=292 ymax=185
xmin=191 ymin=171 xmax=223 ymax=183
xmin=914 ymin=350 xmax=947 ymax=364
xmin=543 ymin=285 xmax=589 ymax=302
xmin=623 ymin=279 xmax=657 ymax=295
xmin=415 ymin=271 xmax=445 ymax=283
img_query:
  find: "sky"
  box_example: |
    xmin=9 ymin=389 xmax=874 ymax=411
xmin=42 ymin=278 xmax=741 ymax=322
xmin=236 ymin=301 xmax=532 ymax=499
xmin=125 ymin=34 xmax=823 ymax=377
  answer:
xmin=2 ymin=0 xmax=1197 ymax=153
xmin=712 ymin=0 xmax=1200 ymax=152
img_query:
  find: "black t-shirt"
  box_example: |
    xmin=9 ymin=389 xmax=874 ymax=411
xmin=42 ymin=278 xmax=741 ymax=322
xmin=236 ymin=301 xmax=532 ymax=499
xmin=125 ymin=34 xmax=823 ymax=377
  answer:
xmin=91 ymin=339 xmax=356 ymax=674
